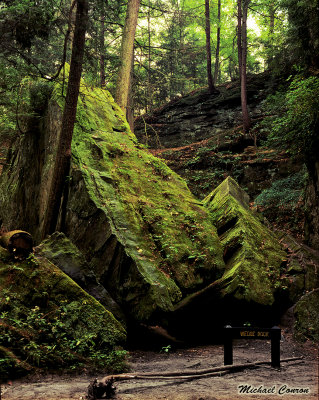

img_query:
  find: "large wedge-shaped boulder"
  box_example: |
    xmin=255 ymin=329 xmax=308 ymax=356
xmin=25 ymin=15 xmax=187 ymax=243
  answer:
xmin=204 ymin=177 xmax=287 ymax=308
xmin=0 ymin=69 xmax=225 ymax=323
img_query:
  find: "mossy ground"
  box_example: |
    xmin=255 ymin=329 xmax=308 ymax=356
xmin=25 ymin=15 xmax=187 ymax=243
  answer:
xmin=0 ymin=246 xmax=127 ymax=380
xmin=204 ymin=177 xmax=287 ymax=306
xmin=51 ymin=67 xmax=225 ymax=320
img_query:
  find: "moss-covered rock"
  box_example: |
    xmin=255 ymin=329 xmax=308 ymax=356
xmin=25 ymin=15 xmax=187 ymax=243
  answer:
xmin=62 ymin=74 xmax=225 ymax=321
xmin=0 ymin=67 xmax=225 ymax=323
xmin=275 ymin=232 xmax=319 ymax=303
xmin=294 ymin=289 xmax=319 ymax=342
xmin=35 ymin=232 xmax=125 ymax=323
xmin=204 ymin=176 xmax=287 ymax=306
xmin=0 ymin=246 xmax=126 ymax=379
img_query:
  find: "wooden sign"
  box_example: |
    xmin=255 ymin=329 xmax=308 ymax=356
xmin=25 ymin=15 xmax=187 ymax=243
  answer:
xmin=224 ymin=325 xmax=281 ymax=368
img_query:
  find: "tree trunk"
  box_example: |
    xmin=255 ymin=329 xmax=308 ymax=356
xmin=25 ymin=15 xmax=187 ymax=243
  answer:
xmin=146 ymin=0 xmax=151 ymax=112
xmin=126 ymin=49 xmax=135 ymax=132
xmin=237 ymin=0 xmax=251 ymax=132
xmin=214 ymin=0 xmax=221 ymax=84
xmin=266 ymin=2 xmax=275 ymax=69
xmin=237 ymin=0 xmax=242 ymax=78
xmin=205 ymin=0 xmax=215 ymax=94
xmin=41 ymin=0 xmax=88 ymax=239
xmin=115 ymin=0 xmax=141 ymax=112
xmin=100 ymin=15 xmax=106 ymax=87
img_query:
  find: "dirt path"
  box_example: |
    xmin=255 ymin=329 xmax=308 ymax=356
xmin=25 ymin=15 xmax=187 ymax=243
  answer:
xmin=2 ymin=335 xmax=318 ymax=400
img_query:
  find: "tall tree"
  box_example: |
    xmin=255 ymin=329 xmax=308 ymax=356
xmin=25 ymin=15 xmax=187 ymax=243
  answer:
xmin=237 ymin=0 xmax=251 ymax=132
xmin=41 ymin=0 xmax=89 ymax=238
xmin=115 ymin=0 xmax=141 ymax=112
xmin=284 ymin=0 xmax=319 ymax=70
xmin=100 ymin=14 xmax=106 ymax=87
xmin=213 ymin=0 xmax=221 ymax=84
xmin=205 ymin=0 xmax=215 ymax=93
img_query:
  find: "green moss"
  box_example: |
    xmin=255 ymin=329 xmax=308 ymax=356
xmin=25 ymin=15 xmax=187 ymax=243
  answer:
xmin=204 ymin=177 xmax=287 ymax=306
xmin=50 ymin=66 xmax=225 ymax=319
xmin=0 ymin=253 xmax=126 ymax=378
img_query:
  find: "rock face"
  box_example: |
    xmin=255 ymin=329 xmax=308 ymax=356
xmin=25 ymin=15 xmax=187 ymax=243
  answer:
xmin=277 ymin=232 xmax=319 ymax=304
xmin=294 ymin=289 xmax=319 ymax=342
xmin=134 ymin=73 xmax=271 ymax=149
xmin=305 ymin=161 xmax=319 ymax=249
xmin=204 ymin=177 xmax=287 ymax=307
xmin=0 ymin=245 xmax=126 ymax=378
xmin=164 ymin=178 xmax=293 ymax=340
xmin=35 ymin=232 xmax=125 ymax=323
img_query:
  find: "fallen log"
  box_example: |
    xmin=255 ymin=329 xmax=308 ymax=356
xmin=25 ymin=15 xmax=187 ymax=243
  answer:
xmin=86 ymin=356 xmax=303 ymax=399
xmin=0 ymin=230 xmax=33 ymax=259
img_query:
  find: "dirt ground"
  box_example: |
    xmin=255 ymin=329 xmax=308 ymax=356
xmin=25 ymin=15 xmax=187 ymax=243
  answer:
xmin=1 ymin=334 xmax=318 ymax=400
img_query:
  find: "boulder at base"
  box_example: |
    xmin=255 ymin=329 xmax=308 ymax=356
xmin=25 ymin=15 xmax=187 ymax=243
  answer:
xmin=0 ymin=245 xmax=126 ymax=380
xmin=203 ymin=177 xmax=287 ymax=324
xmin=35 ymin=232 xmax=125 ymax=323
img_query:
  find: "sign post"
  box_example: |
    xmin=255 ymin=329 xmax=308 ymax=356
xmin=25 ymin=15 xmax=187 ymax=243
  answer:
xmin=223 ymin=325 xmax=281 ymax=368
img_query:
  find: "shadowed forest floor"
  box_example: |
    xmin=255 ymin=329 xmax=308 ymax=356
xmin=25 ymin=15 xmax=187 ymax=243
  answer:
xmin=2 ymin=334 xmax=318 ymax=400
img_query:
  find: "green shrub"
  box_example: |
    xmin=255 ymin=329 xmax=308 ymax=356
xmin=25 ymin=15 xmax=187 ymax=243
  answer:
xmin=263 ymin=75 xmax=319 ymax=162
xmin=0 ymin=303 xmax=128 ymax=377
xmin=255 ymin=168 xmax=307 ymax=209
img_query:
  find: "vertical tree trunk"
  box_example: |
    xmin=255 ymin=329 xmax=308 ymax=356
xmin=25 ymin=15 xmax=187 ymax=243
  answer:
xmin=100 ymin=15 xmax=106 ymax=87
xmin=41 ymin=0 xmax=88 ymax=239
xmin=214 ymin=0 xmax=221 ymax=84
xmin=265 ymin=2 xmax=275 ymax=69
xmin=205 ymin=0 xmax=215 ymax=94
xmin=237 ymin=0 xmax=251 ymax=133
xmin=126 ymin=48 xmax=135 ymax=132
xmin=237 ymin=0 xmax=242 ymax=78
xmin=115 ymin=0 xmax=141 ymax=112
xmin=147 ymin=0 xmax=151 ymax=112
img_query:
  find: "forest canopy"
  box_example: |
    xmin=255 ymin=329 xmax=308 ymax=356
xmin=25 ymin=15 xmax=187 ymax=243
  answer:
xmin=0 ymin=0 xmax=317 ymax=120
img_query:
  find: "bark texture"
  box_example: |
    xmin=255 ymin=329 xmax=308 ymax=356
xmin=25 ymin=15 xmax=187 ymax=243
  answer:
xmin=115 ymin=0 xmax=140 ymax=112
xmin=214 ymin=0 xmax=221 ymax=84
xmin=41 ymin=0 xmax=88 ymax=239
xmin=237 ymin=0 xmax=251 ymax=132
xmin=205 ymin=0 xmax=215 ymax=94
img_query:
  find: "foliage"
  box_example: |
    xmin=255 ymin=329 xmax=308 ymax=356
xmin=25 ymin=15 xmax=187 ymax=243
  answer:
xmin=0 ymin=250 xmax=127 ymax=379
xmin=0 ymin=303 xmax=126 ymax=375
xmin=255 ymin=168 xmax=307 ymax=209
xmin=280 ymin=0 xmax=319 ymax=69
xmin=160 ymin=344 xmax=171 ymax=354
xmin=263 ymin=75 xmax=319 ymax=162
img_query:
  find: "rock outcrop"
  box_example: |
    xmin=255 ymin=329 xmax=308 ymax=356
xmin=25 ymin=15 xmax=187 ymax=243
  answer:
xmin=204 ymin=177 xmax=287 ymax=307
xmin=294 ymin=289 xmax=319 ymax=342
xmin=134 ymin=73 xmax=272 ymax=149
xmin=35 ymin=232 xmax=125 ymax=323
